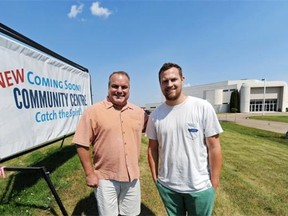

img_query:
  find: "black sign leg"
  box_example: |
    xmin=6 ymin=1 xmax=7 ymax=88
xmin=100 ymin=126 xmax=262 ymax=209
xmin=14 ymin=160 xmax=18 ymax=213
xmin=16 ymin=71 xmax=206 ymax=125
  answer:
xmin=3 ymin=166 xmax=68 ymax=216
xmin=40 ymin=167 xmax=68 ymax=216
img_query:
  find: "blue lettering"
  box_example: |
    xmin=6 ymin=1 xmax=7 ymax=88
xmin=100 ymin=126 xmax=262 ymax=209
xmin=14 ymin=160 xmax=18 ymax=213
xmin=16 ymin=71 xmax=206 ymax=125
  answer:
xmin=70 ymin=94 xmax=87 ymax=106
xmin=13 ymin=87 xmax=30 ymax=109
xmin=35 ymin=110 xmax=57 ymax=122
xmin=64 ymin=80 xmax=81 ymax=91
xmin=13 ymin=87 xmax=69 ymax=109
xmin=13 ymin=87 xmax=22 ymax=109
xmin=59 ymin=81 xmax=63 ymax=89
xmin=27 ymin=71 xmax=34 ymax=84
xmin=27 ymin=71 xmax=66 ymax=90
xmin=22 ymin=89 xmax=30 ymax=109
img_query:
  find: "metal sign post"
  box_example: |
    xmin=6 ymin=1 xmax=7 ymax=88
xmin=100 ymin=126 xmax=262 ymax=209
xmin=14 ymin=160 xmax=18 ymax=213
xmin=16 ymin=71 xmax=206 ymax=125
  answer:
xmin=2 ymin=166 xmax=68 ymax=216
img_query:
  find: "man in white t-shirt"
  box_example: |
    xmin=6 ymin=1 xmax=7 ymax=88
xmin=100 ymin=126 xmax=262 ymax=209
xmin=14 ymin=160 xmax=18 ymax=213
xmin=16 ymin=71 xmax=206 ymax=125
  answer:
xmin=146 ymin=62 xmax=223 ymax=216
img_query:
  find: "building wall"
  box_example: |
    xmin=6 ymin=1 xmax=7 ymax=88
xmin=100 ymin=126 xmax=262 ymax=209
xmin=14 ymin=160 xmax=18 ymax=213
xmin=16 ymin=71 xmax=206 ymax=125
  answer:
xmin=183 ymin=80 xmax=288 ymax=113
xmin=145 ymin=79 xmax=288 ymax=113
xmin=144 ymin=102 xmax=162 ymax=112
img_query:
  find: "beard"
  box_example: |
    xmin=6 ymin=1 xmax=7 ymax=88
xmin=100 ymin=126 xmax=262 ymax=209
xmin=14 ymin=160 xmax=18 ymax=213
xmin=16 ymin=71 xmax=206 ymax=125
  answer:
xmin=163 ymin=88 xmax=181 ymax=101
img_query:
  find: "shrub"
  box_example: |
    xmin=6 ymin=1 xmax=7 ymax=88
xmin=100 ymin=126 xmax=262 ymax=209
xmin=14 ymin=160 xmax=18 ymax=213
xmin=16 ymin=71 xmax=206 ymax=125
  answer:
xmin=229 ymin=90 xmax=240 ymax=113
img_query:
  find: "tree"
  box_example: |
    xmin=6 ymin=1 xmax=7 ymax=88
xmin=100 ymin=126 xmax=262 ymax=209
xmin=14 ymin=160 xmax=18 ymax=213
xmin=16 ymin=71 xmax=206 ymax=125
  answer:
xmin=230 ymin=89 xmax=240 ymax=113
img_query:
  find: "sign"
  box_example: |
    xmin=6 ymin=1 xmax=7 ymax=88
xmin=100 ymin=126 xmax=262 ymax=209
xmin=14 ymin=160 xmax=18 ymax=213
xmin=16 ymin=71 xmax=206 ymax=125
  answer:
xmin=0 ymin=34 xmax=92 ymax=161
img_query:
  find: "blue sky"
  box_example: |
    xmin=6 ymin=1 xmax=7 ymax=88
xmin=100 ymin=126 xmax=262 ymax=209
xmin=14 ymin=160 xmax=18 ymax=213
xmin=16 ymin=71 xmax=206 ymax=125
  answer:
xmin=1 ymin=0 xmax=288 ymax=107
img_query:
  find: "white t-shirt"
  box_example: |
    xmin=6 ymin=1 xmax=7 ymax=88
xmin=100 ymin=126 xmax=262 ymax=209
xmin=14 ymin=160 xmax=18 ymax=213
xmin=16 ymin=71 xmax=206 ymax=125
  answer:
xmin=146 ymin=96 xmax=223 ymax=193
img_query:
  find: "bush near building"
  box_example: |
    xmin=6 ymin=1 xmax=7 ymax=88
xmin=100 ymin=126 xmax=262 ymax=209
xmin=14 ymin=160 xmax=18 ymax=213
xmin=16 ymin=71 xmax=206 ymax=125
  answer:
xmin=230 ymin=89 xmax=240 ymax=113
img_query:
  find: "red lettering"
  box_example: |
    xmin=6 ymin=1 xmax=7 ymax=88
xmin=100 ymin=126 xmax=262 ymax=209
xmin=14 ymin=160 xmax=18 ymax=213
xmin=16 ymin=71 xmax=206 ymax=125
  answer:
xmin=0 ymin=72 xmax=7 ymax=88
xmin=4 ymin=71 xmax=13 ymax=87
xmin=0 ymin=68 xmax=25 ymax=88
xmin=12 ymin=69 xmax=25 ymax=84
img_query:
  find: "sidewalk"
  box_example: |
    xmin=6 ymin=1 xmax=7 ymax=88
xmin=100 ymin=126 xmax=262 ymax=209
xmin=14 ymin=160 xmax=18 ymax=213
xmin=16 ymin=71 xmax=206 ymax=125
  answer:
xmin=218 ymin=112 xmax=288 ymax=134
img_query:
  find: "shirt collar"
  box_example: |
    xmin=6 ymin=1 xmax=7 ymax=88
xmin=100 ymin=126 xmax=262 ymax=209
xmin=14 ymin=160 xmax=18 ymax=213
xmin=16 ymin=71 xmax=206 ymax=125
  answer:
xmin=104 ymin=97 xmax=133 ymax=111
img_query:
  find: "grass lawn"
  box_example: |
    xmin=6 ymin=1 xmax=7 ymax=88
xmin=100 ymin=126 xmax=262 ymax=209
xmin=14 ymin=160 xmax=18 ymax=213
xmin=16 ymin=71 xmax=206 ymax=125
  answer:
xmin=214 ymin=122 xmax=288 ymax=216
xmin=0 ymin=122 xmax=288 ymax=215
xmin=249 ymin=115 xmax=288 ymax=123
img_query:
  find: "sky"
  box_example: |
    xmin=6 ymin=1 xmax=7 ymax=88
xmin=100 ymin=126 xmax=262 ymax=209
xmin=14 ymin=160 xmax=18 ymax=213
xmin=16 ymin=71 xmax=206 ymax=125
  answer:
xmin=1 ymin=0 xmax=288 ymax=107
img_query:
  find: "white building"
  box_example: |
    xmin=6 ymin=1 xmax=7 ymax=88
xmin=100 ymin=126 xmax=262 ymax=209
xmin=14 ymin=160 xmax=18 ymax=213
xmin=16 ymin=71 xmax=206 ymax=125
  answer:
xmin=145 ymin=79 xmax=288 ymax=113
xmin=144 ymin=102 xmax=162 ymax=113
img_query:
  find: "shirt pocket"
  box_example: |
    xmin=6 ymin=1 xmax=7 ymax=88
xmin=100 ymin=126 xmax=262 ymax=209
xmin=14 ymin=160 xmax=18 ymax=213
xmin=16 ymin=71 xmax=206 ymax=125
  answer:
xmin=186 ymin=122 xmax=199 ymax=140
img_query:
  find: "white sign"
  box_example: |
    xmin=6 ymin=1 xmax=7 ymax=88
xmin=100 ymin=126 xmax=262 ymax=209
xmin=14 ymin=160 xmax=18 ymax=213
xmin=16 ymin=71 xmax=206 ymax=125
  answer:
xmin=0 ymin=35 xmax=92 ymax=161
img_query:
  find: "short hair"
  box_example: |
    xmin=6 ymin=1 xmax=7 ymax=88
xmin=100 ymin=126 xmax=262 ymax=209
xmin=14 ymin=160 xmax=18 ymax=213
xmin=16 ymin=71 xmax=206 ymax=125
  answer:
xmin=108 ymin=71 xmax=130 ymax=87
xmin=158 ymin=62 xmax=182 ymax=82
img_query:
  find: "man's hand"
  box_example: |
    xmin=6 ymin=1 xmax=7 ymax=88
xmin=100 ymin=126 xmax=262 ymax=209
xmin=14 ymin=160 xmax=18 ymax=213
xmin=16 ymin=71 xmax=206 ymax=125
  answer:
xmin=86 ymin=171 xmax=99 ymax=188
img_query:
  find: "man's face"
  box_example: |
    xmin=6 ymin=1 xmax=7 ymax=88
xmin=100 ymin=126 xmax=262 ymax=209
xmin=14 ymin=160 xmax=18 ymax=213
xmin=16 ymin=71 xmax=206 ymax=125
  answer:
xmin=160 ymin=67 xmax=184 ymax=102
xmin=108 ymin=73 xmax=130 ymax=109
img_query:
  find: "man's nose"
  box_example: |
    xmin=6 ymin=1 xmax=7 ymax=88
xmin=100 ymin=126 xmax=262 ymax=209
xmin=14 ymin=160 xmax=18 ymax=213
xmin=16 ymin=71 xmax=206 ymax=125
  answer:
xmin=116 ymin=86 xmax=123 ymax=92
xmin=167 ymin=80 xmax=173 ymax=87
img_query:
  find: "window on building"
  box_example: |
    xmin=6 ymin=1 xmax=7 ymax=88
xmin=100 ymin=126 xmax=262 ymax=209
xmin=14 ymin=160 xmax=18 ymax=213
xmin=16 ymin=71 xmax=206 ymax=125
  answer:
xmin=250 ymin=99 xmax=277 ymax=112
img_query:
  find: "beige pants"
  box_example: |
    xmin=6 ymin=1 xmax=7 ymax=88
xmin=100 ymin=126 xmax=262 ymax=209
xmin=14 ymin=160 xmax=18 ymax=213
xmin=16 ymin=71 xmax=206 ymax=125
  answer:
xmin=94 ymin=179 xmax=141 ymax=216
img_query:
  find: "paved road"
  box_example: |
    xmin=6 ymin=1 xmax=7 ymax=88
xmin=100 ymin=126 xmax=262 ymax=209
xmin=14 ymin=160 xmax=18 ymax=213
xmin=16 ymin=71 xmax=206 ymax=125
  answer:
xmin=218 ymin=112 xmax=288 ymax=134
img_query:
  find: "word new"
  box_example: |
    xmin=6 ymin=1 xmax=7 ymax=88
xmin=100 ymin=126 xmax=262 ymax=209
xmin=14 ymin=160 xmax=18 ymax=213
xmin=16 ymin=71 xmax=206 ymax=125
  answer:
xmin=0 ymin=68 xmax=24 ymax=88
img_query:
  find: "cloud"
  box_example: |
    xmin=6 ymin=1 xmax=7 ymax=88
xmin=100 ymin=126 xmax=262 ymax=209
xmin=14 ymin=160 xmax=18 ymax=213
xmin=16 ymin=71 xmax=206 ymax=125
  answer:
xmin=90 ymin=2 xmax=112 ymax=18
xmin=68 ymin=3 xmax=84 ymax=18
xmin=184 ymin=83 xmax=192 ymax=87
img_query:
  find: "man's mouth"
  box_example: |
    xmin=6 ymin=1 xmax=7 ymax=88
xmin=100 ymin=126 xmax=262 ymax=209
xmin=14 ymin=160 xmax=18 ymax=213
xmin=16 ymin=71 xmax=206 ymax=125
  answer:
xmin=166 ymin=88 xmax=175 ymax=93
xmin=114 ymin=95 xmax=124 ymax=99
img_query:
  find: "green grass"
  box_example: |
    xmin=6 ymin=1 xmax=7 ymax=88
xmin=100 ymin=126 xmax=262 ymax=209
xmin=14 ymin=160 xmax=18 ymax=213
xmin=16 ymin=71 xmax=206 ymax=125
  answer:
xmin=249 ymin=115 xmax=288 ymax=123
xmin=0 ymin=123 xmax=288 ymax=215
xmin=214 ymin=122 xmax=288 ymax=216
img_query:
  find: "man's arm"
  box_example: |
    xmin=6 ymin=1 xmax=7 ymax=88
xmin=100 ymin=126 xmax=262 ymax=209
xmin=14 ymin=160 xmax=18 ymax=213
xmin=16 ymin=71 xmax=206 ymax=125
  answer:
xmin=206 ymin=134 xmax=222 ymax=190
xmin=147 ymin=139 xmax=159 ymax=182
xmin=142 ymin=112 xmax=149 ymax=133
xmin=75 ymin=144 xmax=99 ymax=187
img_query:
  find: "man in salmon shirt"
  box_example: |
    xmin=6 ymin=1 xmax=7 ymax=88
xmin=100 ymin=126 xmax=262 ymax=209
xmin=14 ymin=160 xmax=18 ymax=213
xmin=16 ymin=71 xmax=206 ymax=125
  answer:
xmin=73 ymin=71 xmax=147 ymax=216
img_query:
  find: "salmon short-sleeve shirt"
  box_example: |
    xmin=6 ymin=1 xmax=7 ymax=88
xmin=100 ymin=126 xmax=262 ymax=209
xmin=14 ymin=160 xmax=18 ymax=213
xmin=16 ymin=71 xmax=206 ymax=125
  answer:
xmin=73 ymin=99 xmax=145 ymax=182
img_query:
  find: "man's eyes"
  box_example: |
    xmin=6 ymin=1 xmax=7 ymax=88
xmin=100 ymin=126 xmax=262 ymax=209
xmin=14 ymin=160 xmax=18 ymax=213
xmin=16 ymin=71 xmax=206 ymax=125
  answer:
xmin=162 ymin=79 xmax=177 ymax=84
xmin=111 ymin=85 xmax=128 ymax=89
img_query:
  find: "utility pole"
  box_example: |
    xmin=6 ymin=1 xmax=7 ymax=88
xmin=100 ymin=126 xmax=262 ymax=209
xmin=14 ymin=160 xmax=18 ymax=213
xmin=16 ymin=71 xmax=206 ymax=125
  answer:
xmin=262 ymin=78 xmax=266 ymax=115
